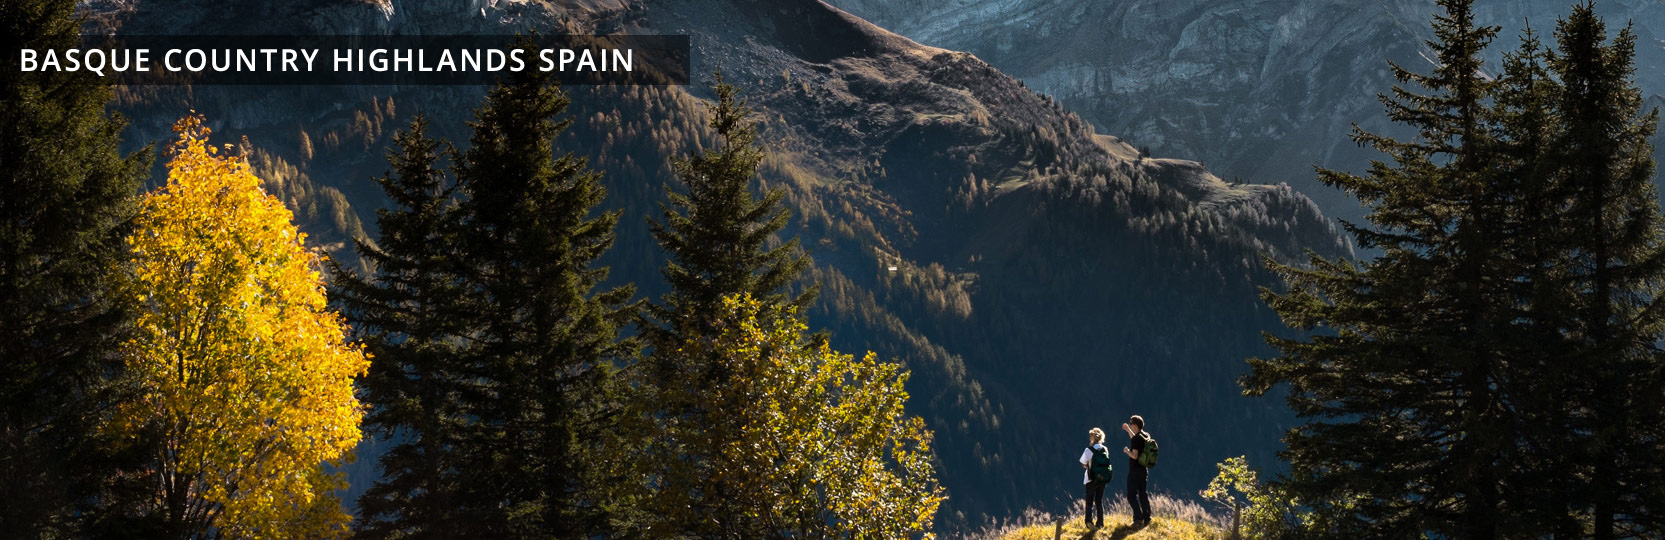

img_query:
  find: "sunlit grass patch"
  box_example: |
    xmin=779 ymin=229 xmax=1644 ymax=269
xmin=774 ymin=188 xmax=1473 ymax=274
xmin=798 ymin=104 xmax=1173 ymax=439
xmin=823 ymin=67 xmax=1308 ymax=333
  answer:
xmin=980 ymin=494 xmax=1224 ymax=540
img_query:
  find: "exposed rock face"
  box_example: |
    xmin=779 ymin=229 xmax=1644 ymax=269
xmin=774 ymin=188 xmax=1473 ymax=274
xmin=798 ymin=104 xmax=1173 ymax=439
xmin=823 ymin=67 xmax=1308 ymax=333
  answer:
xmin=91 ymin=0 xmax=1351 ymax=529
xmin=832 ymin=0 xmax=1665 ymax=222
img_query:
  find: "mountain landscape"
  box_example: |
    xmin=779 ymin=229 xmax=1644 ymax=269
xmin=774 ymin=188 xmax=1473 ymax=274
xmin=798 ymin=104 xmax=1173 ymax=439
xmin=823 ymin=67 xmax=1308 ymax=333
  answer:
xmin=829 ymin=0 xmax=1665 ymax=224
xmin=81 ymin=0 xmax=1354 ymax=532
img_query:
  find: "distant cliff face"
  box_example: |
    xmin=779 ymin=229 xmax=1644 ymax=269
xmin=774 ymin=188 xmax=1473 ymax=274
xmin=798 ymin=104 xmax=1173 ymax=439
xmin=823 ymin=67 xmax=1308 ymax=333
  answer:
xmin=831 ymin=0 xmax=1665 ymax=223
xmin=93 ymin=0 xmax=1350 ymax=530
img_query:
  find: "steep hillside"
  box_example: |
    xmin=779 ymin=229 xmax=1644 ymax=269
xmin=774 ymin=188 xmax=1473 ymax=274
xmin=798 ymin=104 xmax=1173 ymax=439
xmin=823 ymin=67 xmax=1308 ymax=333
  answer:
xmin=90 ymin=0 xmax=1349 ymax=530
xmin=830 ymin=0 xmax=1665 ymax=224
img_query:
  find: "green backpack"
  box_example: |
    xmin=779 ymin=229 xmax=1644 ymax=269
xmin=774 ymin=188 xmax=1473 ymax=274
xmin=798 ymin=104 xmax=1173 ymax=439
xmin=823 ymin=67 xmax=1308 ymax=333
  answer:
xmin=1088 ymin=445 xmax=1114 ymax=482
xmin=1137 ymin=433 xmax=1159 ymax=468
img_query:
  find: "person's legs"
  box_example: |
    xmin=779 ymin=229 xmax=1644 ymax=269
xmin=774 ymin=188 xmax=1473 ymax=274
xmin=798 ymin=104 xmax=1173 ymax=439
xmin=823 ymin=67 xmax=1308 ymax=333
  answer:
xmin=1124 ymin=471 xmax=1140 ymax=523
xmin=1094 ymin=480 xmax=1107 ymax=526
xmin=1129 ymin=468 xmax=1151 ymax=523
xmin=1082 ymin=482 xmax=1091 ymax=528
xmin=1132 ymin=466 xmax=1145 ymax=523
xmin=1084 ymin=481 xmax=1104 ymax=527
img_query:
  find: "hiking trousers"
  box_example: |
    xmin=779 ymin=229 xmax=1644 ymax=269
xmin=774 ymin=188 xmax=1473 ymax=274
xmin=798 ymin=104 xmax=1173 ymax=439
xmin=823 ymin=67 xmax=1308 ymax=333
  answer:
xmin=1127 ymin=467 xmax=1151 ymax=522
xmin=1083 ymin=479 xmax=1106 ymax=527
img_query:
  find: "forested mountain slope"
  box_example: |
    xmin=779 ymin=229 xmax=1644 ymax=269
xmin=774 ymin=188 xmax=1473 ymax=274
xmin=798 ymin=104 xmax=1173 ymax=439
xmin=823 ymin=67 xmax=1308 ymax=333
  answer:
xmin=91 ymin=0 xmax=1349 ymax=529
xmin=831 ymin=0 xmax=1665 ymax=223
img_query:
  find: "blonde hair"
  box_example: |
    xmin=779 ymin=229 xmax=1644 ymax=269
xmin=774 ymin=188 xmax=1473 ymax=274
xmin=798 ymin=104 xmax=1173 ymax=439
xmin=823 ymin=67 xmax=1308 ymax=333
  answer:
xmin=1088 ymin=427 xmax=1105 ymax=444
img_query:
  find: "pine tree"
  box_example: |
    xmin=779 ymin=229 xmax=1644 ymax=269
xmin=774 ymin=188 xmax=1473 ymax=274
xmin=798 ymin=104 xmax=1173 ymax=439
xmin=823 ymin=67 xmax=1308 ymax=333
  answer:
xmin=335 ymin=117 xmax=473 ymax=539
xmin=1241 ymin=1 xmax=1524 ymax=536
xmin=342 ymin=53 xmax=636 ymax=538
xmin=1546 ymin=6 xmax=1665 ymax=537
xmin=450 ymin=53 xmax=637 ymax=538
xmin=636 ymin=75 xmax=817 ymax=536
xmin=1250 ymin=2 xmax=1665 ymax=536
xmin=643 ymin=74 xmax=815 ymax=349
xmin=0 ymin=0 xmax=152 ymax=535
xmin=1490 ymin=26 xmax=1585 ymax=538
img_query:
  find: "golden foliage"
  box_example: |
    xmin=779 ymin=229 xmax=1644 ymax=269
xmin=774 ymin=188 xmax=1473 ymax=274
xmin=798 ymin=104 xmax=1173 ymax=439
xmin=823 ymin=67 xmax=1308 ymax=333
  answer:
xmin=656 ymin=294 xmax=946 ymax=538
xmin=113 ymin=115 xmax=368 ymax=539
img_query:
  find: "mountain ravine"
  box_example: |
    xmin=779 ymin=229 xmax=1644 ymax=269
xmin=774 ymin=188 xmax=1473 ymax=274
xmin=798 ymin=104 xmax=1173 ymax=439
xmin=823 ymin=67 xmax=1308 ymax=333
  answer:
xmin=88 ymin=0 xmax=1350 ymax=531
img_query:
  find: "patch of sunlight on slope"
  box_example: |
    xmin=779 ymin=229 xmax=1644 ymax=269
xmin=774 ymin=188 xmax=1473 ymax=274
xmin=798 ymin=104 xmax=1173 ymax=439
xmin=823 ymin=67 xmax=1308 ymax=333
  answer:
xmin=981 ymin=494 xmax=1225 ymax=540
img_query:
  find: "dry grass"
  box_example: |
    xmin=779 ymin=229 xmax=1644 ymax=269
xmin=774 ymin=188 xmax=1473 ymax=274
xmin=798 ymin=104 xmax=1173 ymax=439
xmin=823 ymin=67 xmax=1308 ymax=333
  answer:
xmin=975 ymin=494 xmax=1225 ymax=540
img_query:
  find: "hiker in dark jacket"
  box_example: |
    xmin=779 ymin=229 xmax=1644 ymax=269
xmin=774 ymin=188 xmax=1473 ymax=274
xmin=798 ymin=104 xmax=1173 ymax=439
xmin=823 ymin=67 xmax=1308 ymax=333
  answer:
xmin=1078 ymin=427 xmax=1112 ymax=529
xmin=1122 ymin=415 xmax=1152 ymax=527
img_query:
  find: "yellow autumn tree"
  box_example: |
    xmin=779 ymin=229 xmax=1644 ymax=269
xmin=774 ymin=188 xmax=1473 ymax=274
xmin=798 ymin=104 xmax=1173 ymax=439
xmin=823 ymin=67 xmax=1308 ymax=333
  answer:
xmin=112 ymin=115 xmax=368 ymax=539
xmin=644 ymin=294 xmax=945 ymax=538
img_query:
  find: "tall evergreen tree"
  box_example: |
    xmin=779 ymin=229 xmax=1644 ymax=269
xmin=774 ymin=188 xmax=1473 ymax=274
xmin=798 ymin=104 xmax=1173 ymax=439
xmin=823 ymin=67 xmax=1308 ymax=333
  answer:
xmin=636 ymin=75 xmax=817 ymax=537
xmin=341 ymin=52 xmax=635 ymax=538
xmin=335 ymin=118 xmax=472 ymax=539
xmin=1250 ymin=2 xmax=1665 ymax=537
xmin=1241 ymin=1 xmax=1525 ymax=536
xmin=449 ymin=54 xmax=637 ymax=538
xmin=0 ymin=0 xmax=152 ymax=535
xmin=1490 ymin=26 xmax=1586 ymax=538
xmin=643 ymin=74 xmax=815 ymax=348
xmin=1546 ymin=6 xmax=1665 ymax=537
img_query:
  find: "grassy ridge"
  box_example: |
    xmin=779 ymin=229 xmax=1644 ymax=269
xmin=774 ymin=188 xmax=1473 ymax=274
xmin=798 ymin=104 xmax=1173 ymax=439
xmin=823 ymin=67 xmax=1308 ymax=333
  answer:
xmin=983 ymin=494 xmax=1224 ymax=540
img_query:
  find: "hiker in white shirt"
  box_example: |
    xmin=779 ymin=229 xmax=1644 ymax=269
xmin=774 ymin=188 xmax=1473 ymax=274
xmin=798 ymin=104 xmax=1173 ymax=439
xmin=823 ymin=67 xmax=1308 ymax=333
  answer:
xmin=1078 ymin=427 xmax=1112 ymax=529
